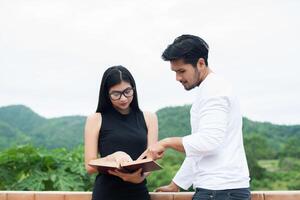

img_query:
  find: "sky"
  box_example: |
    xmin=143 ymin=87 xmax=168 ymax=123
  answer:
xmin=0 ymin=0 xmax=300 ymax=125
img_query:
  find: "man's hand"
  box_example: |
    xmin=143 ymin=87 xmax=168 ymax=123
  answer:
xmin=155 ymin=181 xmax=180 ymax=192
xmin=138 ymin=140 xmax=167 ymax=160
xmin=138 ymin=137 xmax=184 ymax=161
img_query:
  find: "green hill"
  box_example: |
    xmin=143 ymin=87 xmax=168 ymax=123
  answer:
xmin=0 ymin=104 xmax=299 ymax=152
xmin=243 ymin=118 xmax=300 ymax=150
xmin=156 ymin=105 xmax=191 ymax=139
xmin=0 ymin=105 xmax=47 ymax=133
xmin=0 ymin=105 xmax=85 ymax=149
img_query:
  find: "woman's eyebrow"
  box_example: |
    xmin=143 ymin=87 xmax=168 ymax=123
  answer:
xmin=110 ymin=87 xmax=131 ymax=93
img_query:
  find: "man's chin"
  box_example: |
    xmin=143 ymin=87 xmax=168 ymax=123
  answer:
xmin=183 ymin=85 xmax=194 ymax=91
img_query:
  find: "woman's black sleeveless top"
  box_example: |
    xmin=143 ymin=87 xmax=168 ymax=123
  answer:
xmin=92 ymin=108 xmax=150 ymax=200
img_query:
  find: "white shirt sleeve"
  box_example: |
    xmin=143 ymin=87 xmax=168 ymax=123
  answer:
xmin=183 ymin=96 xmax=230 ymax=157
xmin=172 ymin=157 xmax=195 ymax=190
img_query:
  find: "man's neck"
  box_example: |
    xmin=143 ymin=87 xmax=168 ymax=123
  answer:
xmin=197 ymin=67 xmax=212 ymax=86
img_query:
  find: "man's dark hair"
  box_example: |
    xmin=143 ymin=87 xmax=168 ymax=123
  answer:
xmin=96 ymin=65 xmax=140 ymax=113
xmin=162 ymin=34 xmax=209 ymax=67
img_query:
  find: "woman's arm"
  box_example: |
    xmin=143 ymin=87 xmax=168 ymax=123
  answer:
xmin=84 ymin=113 xmax=101 ymax=174
xmin=143 ymin=111 xmax=158 ymax=147
xmin=142 ymin=112 xmax=158 ymax=177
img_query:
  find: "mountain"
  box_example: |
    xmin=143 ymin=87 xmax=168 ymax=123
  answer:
xmin=242 ymin=118 xmax=300 ymax=149
xmin=0 ymin=104 xmax=300 ymax=151
xmin=0 ymin=105 xmax=85 ymax=150
xmin=0 ymin=105 xmax=46 ymax=133
xmin=156 ymin=105 xmax=191 ymax=139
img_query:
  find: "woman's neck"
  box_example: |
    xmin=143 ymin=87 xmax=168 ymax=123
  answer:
xmin=113 ymin=106 xmax=131 ymax=115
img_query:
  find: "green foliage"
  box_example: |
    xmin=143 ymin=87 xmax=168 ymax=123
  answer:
xmin=280 ymin=137 xmax=300 ymax=159
xmin=250 ymin=170 xmax=300 ymax=190
xmin=0 ymin=145 xmax=183 ymax=192
xmin=258 ymin=160 xmax=279 ymax=172
xmin=156 ymin=105 xmax=191 ymax=139
xmin=146 ymin=150 xmax=185 ymax=191
xmin=244 ymin=134 xmax=270 ymax=179
xmin=287 ymin=174 xmax=300 ymax=190
xmin=250 ymin=159 xmax=300 ymax=190
xmin=278 ymin=157 xmax=300 ymax=171
xmin=1 ymin=144 xmax=300 ymax=191
xmin=244 ymin=134 xmax=275 ymax=160
xmin=0 ymin=145 xmax=94 ymax=191
xmin=30 ymin=116 xmax=85 ymax=149
xmin=1 ymin=104 xmax=300 ymax=191
xmin=0 ymin=121 xmax=31 ymax=149
xmin=242 ymin=118 xmax=300 ymax=157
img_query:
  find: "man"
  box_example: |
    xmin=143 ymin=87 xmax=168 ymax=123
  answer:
xmin=139 ymin=35 xmax=251 ymax=199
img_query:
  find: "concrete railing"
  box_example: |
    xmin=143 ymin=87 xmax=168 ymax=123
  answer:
xmin=1 ymin=191 xmax=300 ymax=200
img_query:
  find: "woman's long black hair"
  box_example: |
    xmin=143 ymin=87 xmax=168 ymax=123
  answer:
xmin=96 ymin=65 xmax=141 ymax=113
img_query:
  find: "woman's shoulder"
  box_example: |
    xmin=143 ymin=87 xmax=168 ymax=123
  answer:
xmin=142 ymin=111 xmax=157 ymax=124
xmin=87 ymin=112 xmax=102 ymax=120
xmin=85 ymin=113 xmax=102 ymax=138
xmin=85 ymin=113 xmax=102 ymax=127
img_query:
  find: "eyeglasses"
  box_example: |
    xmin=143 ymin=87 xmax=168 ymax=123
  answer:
xmin=109 ymin=87 xmax=134 ymax=101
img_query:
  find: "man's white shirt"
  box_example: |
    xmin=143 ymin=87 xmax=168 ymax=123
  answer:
xmin=173 ymin=72 xmax=250 ymax=190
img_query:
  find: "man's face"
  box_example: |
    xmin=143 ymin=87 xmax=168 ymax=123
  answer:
xmin=170 ymin=59 xmax=200 ymax=91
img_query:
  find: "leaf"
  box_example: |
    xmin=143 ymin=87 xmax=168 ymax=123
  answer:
xmin=53 ymin=169 xmax=85 ymax=191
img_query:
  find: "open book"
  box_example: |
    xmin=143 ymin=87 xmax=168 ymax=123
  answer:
xmin=88 ymin=158 xmax=162 ymax=174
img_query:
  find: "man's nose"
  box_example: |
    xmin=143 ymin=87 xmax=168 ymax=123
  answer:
xmin=176 ymin=74 xmax=182 ymax=82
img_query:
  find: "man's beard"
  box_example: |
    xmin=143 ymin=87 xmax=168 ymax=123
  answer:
xmin=184 ymin=84 xmax=195 ymax=91
xmin=184 ymin=69 xmax=201 ymax=91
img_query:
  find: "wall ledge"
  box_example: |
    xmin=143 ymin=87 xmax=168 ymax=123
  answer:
xmin=1 ymin=191 xmax=300 ymax=200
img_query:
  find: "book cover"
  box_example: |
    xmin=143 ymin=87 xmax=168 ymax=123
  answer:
xmin=88 ymin=158 xmax=162 ymax=174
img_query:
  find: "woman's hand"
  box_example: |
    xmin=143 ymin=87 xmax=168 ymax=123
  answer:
xmin=105 ymin=151 xmax=133 ymax=165
xmin=108 ymin=169 xmax=149 ymax=184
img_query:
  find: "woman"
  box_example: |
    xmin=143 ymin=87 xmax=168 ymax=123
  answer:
xmin=84 ymin=65 xmax=158 ymax=200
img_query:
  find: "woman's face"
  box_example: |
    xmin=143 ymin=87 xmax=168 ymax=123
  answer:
xmin=108 ymin=81 xmax=134 ymax=113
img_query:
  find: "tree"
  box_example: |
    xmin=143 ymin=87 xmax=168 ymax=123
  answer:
xmin=244 ymin=134 xmax=267 ymax=179
xmin=280 ymin=137 xmax=300 ymax=159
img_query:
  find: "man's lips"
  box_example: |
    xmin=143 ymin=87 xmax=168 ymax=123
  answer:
xmin=181 ymin=81 xmax=187 ymax=85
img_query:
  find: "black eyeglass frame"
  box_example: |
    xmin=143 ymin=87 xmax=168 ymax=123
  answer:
xmin=109 ymin=87 xmax=135 ymax=101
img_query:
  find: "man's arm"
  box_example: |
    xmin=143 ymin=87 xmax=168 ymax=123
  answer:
xmin=161 ymin=137 xmax=185 ymax=152
xmin=155 ymin=181 xmax=180 ymax=192
xmin=182 ymin=97 xmax=229 ymax=157
xmin=138 ymin=137 xmax=184 ymax=160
